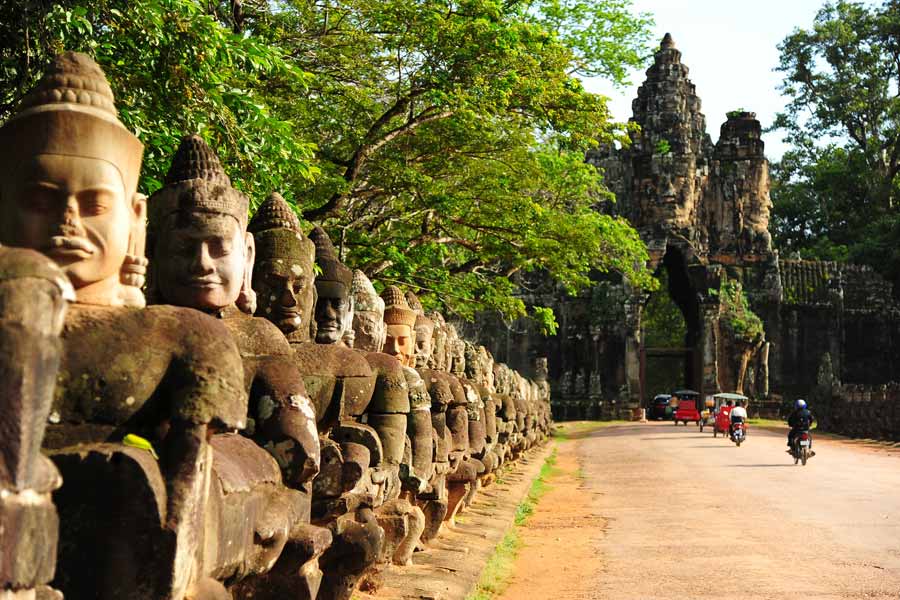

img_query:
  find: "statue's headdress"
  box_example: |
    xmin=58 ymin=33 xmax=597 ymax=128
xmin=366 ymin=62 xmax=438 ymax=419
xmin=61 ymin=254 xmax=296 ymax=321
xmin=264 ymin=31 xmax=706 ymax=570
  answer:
xmin=0 ymin=52 xmax=144 ymax=200
xmin=249 ymin=192 xmax=314 ymax=266
xmin=352 ymin=269 xmax=383 ymax=315
xmin=309 ymin=226 xmax=352 ymax=289
xmin=148 ymin=135 xmax=249 ymax=230
xmin=381 ymin=285 xmax=417 ymax=328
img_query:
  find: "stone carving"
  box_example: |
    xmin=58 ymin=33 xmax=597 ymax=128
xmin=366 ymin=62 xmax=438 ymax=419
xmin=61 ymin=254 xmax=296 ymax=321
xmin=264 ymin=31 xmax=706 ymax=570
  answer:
xmin=248 ymin=201 xmax=382 ymax=600
xmin=0 ymin=50 xmax=552 ymax=600
xmin=0 ymin=52 xmax=249 ymax=600
xmin=148 ymin=140 xmax=326 ymax=598
xmin=0 ymin=248 xmax=72 ymax=600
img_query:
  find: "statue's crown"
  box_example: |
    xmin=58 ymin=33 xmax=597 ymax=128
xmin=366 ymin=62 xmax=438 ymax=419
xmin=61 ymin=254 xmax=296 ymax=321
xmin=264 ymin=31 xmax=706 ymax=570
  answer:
xmin=150 ymin=135 xmax=249 ymax=229
xmin=352 ymin=269 xmax=383 ymax=314
xmin=0 ymin=52 xmax=143 ymax=198
xmin=20 ymin=52 xmax=117 ymax=115
xmin=405 ymin=290 xmax=424 ymax=315
xmin=164 ymin=134 xmax=232 ymax=187
xmin=249 ymin=191 xmax=313 ymax=264
xmin=249 ymin=192 xmax=302 ymax=234
xmin=382 ymin=285 xmax=417 ymax=327
xmin=309 ymin=226 xmax=352 ymax=287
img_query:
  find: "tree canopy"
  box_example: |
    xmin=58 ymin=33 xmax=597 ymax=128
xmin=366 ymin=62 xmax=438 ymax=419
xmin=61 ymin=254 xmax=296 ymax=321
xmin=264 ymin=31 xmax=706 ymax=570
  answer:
xmin=0 ymin=0 xmax=656 ymax=331
xmin=771 ymin=0 xmax=900 ymax=289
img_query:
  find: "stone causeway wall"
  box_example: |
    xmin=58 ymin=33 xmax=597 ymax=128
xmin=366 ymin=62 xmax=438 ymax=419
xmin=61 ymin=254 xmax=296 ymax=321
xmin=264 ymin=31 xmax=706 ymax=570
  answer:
xmin=0 ymin=51 xmax=552 ymax=600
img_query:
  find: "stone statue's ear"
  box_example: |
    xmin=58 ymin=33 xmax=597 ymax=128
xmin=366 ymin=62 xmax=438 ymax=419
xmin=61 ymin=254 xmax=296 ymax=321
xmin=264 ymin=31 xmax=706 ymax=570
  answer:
xmin=118 ymin=193 xmax=149 ymax=308
xmin=236 ymin=230 xmax=257 ymax=314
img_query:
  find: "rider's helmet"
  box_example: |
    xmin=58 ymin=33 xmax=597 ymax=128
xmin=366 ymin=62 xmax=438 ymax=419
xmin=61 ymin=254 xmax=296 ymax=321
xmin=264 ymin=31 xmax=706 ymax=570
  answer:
xmin=795 ymin=399 xmax=807 ymax=409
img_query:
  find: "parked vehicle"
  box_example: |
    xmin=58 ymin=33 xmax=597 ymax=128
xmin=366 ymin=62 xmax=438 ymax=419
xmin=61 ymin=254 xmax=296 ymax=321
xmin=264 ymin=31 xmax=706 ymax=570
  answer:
xmin=789 ymin=429 xmax=814 ymax=465
xmin=648 ymin=394 xmax=673 ymax=420
xmin=671 ymin=389 xmax=701 ymax=426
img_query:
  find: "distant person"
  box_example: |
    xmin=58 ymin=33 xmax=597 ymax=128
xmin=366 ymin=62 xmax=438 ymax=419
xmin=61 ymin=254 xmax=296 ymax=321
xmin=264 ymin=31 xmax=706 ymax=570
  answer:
xmin=787 ymin=399 xmax=815 ymax=450
xmin=729 ymin=399 xmax=747 ymax=436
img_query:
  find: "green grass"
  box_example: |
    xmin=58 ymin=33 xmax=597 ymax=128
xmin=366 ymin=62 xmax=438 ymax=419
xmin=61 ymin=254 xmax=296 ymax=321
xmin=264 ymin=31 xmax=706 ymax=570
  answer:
xmin=465 ymin=529 xmax=522 ymax=600
xmin=467 ymin=447 xmax=559 ymax=599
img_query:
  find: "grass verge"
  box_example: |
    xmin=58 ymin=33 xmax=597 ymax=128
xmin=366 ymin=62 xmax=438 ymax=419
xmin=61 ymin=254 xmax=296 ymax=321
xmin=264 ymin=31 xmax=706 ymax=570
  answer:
xmin=466 ymin=447 xmax=558 ymax=600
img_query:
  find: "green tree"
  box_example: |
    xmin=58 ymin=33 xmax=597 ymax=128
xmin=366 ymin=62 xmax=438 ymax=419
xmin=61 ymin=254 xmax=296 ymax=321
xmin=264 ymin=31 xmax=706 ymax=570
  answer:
xmin=0 ymin=0 xmax=317 ymax=198
xmin=1 ymin=0 xmax=657 ymax=328
xmin=771 ymin=0 xmax=900 ymax=290
xmin=258 ymin=0 xmax=656 ymax=326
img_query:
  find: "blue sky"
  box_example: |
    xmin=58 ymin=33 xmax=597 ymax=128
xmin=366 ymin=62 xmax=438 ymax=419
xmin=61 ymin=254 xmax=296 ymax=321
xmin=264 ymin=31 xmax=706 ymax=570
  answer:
xmin=583 ymin=0 xmax=880 ymax=161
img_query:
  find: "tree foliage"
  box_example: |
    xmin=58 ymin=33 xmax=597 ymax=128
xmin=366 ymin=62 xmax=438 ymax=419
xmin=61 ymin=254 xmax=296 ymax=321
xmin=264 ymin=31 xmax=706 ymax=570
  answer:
xmin=771 ymin=0 xmax=900 ymax=291
xmin=0 ymin=0 xmax=656 ymax=329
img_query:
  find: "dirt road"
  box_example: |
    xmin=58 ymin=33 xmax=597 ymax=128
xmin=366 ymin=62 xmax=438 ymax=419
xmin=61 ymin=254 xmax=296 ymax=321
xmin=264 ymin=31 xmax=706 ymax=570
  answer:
xmin=499 ymin=422 xmax=900 ymax=600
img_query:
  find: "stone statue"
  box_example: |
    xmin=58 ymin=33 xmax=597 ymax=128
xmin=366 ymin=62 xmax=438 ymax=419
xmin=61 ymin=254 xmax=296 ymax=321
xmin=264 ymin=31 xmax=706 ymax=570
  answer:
xmin=350 ymin=275 xmax=425 ymax=567
xmin=0 ymin=248 xmax=72 ymax=600
xmin=248 ymin=197 xmax=383 ymax=600
xmin=147 ymin=142 xmax=326 ymax=599
xmin=0 ymin=52 xmax=248 ymax=600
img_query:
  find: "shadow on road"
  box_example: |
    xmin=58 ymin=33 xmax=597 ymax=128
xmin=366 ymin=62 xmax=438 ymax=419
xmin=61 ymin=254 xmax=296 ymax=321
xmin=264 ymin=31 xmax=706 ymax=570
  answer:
xmin=728 ymin=464 xmax=797 ymax=468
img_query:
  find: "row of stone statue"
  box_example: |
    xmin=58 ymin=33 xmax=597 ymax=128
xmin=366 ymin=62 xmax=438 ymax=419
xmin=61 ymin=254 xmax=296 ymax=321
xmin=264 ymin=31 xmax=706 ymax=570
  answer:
xmin=0 ymin=52 xmax=552 ymax=600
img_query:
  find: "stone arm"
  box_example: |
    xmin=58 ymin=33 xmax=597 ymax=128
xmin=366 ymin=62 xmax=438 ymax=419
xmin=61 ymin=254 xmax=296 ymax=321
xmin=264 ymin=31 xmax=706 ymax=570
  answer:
xmin=249 ymin=355 xmax=321 ymax=490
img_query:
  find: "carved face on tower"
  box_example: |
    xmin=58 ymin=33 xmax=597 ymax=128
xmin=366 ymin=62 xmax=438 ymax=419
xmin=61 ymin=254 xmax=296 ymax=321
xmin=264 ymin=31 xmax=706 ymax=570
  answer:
xmin=148 ymin=136 xmax=254 ymax=313
xmin=309 ymin=226 xmax=353 ymax=345
xmin=381 ymin=285 xmax=417 ymax=367
xmin=249 ymin=193 xmax=316 ymax=339
xmin=350 ymin=269 xmax=386 ymax=352
xmin=0 ymin=53 xmax=146 ymax=307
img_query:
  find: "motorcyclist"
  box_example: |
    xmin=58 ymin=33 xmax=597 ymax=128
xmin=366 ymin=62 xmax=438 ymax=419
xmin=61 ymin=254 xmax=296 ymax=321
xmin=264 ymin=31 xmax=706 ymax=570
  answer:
xmin=787 ymin=399 xmax=815 ymax=451
xmin=729 ymin=399 xmax=747 ymax=437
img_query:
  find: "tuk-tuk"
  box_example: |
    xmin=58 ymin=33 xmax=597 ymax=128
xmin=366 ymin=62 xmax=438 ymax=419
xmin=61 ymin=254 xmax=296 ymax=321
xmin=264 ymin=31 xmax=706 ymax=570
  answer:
xmin=671 ymin=389 xmax=701 ymax=426
xmin=710 ymin=392 xmax=748 ymax=438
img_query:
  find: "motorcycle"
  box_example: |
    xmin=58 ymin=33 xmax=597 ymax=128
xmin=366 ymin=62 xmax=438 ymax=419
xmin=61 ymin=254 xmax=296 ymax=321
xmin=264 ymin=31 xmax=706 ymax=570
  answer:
xmin=789 ymin=429 xmax=814 ymax=465
xmin=729 ymin=420 xmax=746 ymax=446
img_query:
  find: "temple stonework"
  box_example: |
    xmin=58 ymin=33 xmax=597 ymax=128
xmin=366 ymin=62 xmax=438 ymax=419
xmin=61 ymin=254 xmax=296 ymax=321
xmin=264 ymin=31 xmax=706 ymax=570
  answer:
xmin=464 ymin=34 xmax=900 ymax=435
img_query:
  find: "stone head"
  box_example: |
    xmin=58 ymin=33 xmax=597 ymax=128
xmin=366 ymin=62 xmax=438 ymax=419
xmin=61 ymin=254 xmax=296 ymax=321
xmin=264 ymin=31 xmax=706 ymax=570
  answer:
xmin=351 ymin=269 xmax=385 ymax=352
xmin=148 ymin=135 xmax=254 ymax=313
xmin=480 ymin=346 xmax=495 ymax=391
xmin=249 ymin=192 xmax=316 ymax=340
xmin=445 ymin=323 xmax=466 ymax=375
xmin=405 ymin=290 xmax=434 ymax=368
xmin=427 ymin=311 xmax=447 ymax=370
xmin=0 ymin=52 xmax=146 ymax=307
xmin=381 ymin=285 xmax=417 ymax=367
xmin=309 ymin=226 xmax=353 ymax=345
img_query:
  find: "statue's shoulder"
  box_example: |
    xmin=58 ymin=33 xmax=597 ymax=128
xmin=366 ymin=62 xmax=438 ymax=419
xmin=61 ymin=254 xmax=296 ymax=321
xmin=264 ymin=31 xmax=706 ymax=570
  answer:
xmin=224 ymin=311 xmax=293 ymax=357
xmin=292 ymin=342 xmax=373 ymax=378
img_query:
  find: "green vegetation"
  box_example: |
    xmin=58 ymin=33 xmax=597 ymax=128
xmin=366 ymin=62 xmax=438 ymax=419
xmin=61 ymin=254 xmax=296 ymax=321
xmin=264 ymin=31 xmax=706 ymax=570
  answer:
xmin=643 ymin=269 xmax=687 ymax=348
xmin=726 ymin=108 xmax=747 ymax=119
xmin=467 ymin=447 xmax=557 ymax=599
xmin=654 ymin=139 xmax=671 ymax=155
xmin=466 ymin=529 xmax=521 ymax=600
xmin=713 ymin=278 xmax=764 ymax=343
xmin=0 ymin=0 xmax=657 ymax=328
xmin=771 ymin=1 xmax=900 ymax=291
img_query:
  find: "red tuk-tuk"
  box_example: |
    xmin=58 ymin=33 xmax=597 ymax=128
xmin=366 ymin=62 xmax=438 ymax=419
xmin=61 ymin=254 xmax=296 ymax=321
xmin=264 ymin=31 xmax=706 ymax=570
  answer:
xmin=712 ymin=392 xmax=748 ymax=438
xmin=671 ymin=389 xmax=701 ymax=426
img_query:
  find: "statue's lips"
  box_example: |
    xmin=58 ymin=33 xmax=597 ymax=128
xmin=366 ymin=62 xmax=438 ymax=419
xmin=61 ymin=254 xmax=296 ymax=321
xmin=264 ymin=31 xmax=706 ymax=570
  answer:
xmin=183 ymin=278 xmax=222 ymax=289
xmin=44 ymin=236 xmax=95 ymax=258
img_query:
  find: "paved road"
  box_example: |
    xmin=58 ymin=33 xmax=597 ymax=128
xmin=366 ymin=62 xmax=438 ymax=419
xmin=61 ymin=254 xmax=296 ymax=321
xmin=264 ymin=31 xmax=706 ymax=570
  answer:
xmin=580 ymin=421 xmax=900 ymax=599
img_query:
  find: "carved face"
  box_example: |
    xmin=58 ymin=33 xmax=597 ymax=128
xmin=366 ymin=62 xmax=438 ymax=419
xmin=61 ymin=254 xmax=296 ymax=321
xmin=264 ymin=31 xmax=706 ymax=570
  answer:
xmin=154 ymin=212 xmax=252 ymax=312
xmin=254 ymin=257 xmax=315 ymax=336
xmin=2 ymin=154 xmax=139 ymax=297
xmin=414 ymin=322 xmax=435 ymax=368
xmin=384 ymin=323 xmax=414 ymax=366
xmin=353 ymin=309 xmax=386 ymax=352
xmin=314 ymin=281 xmax=350 ymax=344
